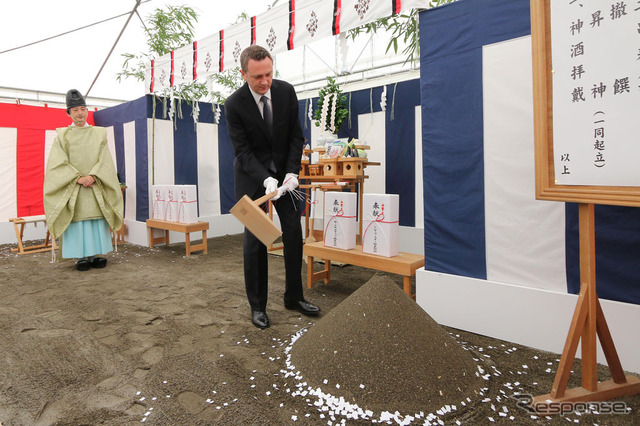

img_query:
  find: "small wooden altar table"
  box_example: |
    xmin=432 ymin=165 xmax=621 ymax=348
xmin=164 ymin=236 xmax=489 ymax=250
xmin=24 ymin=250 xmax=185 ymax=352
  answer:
xmin=304 ymin=241 xmax=424 ymax=298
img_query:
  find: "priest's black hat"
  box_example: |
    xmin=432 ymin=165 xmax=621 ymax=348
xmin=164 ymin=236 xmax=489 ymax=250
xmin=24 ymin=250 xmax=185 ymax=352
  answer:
xmin=65 ymin=89 xmax=86 ymax=113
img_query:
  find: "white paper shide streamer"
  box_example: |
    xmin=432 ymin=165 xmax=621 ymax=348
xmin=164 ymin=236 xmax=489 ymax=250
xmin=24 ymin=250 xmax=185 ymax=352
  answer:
xmin=380 ymin=85 xmax=387 ymax=112
xmin=329 ymin=93 xmax=338 ymax=134
xmin=320 ymin=94 xmax=330 ymax=133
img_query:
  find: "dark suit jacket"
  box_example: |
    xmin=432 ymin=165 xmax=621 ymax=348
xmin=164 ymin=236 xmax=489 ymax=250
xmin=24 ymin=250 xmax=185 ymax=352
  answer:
xmin=225 ymin=79 xmax=304 ymax=201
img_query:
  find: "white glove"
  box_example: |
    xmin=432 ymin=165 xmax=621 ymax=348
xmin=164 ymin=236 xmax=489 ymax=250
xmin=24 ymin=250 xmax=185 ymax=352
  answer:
xmin=263 ymin=176 xmax=280 ymax=201
xmin=282 ymin=173 xmax=299 ymax=192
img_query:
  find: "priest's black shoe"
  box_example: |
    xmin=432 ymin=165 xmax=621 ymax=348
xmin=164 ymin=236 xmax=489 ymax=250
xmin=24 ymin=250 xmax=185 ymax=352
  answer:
xmin=76 ymin=259 xmax=91 ymax=271
xmin=251 ymin=310 xmax=270 ymax=329
xmin=284 ymin=299 xmax=320 ymax=316
xmin=91 ymin=257 xmax=107 ymax=268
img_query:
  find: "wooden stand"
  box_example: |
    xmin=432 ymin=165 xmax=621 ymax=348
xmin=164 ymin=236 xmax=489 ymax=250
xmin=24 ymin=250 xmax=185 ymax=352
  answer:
xmin=299 ymin=162 xmax=380 ymax=244
xmin=110 ymin=224 xmax=126 ymax=245
xmin=304 ymin=241 xmax=424 ymax=298
xmin=9 ymin=216 xmax=58 ymax=254
xmin=146 ymin=219 xmax=209 ymax=257
xmin=533 ymin=204 xmax=640 ymax=410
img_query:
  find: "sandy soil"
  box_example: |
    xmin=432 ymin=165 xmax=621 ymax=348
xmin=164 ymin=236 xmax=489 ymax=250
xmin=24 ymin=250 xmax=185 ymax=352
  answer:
xmin=0 ymin=234 xmax=638 ymax=425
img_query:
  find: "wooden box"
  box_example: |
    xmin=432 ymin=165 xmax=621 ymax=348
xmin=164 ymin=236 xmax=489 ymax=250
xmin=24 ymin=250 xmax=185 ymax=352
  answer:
xmin=339 ymin=157 xmax=367 ymax=176
xmin=308 ymin=164 xmax=323 ymax=176
xmin=319 ymin=158 xmax=343 ymax=176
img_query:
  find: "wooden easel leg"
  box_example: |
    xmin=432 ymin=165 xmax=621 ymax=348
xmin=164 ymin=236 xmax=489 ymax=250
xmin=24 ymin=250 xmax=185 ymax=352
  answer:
xmin=550 ymin=287 xmax=589 ymax=399
xmin=595 ymin=298 xmax=626 ymax=384
xmin=535 ymin=203 xmax=640 ymax=409
xmin=550 ymin=203 xmax=597 ymax=398
xmin=579 ymin=203 xmax=598 ymax=392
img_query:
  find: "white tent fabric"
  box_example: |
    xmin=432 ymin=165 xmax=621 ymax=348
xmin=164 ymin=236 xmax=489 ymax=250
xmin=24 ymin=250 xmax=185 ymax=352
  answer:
xmin=172 ymin=43 xmax=196 ymax=87
xmin=151 ymin=55 xmax=172 ymax=92
xmin=255 ymin=3 xmax=292 ymax=52
xmin=293 ymin=0 xmax=336 ymax=49
xmin=222 ymin=19 xmax=252 ymax=71
xmin=196 ymin=34 xmax=222 ymax=78
xmin=341 ymin=0 xmax=396 ymax=32
xmin=145 ymin=0 xmax=427 ymax=91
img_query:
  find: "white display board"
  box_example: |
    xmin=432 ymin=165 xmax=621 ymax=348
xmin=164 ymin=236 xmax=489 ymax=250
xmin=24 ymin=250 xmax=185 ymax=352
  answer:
xmin=551 ymin=0 xmax=640 ymax=186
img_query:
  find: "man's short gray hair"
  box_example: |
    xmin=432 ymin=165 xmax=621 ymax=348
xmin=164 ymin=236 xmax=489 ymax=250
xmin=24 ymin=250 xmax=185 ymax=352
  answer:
xmin=240 ymin=45 xmax=273 ymax=72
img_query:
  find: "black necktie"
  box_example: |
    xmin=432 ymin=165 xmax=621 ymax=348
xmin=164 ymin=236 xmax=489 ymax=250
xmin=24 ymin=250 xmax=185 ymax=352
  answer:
xmin=260 ymin=95 xmax=273 ymax=132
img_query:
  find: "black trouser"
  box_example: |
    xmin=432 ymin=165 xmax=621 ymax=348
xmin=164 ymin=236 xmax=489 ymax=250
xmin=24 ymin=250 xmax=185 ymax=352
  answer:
xmin=243 ymin=193 xmax=303 ymax=311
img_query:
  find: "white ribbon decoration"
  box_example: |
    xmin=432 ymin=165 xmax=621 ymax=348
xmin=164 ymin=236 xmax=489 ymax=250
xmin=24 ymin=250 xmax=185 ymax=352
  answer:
xmin=168 ymin=88 xmax=175 ymax=121
xmin=329 ymin=93 xmax=338 ymax=134
xmin=380 ymin=85 xmax=387 ymax=112
xmin=214 ymin=104 xmax=221 ymax=124
xmin=192 ymin=101 xmax=200 ymax=129
xmin=320 ymin=93 xmax=330 ymax=132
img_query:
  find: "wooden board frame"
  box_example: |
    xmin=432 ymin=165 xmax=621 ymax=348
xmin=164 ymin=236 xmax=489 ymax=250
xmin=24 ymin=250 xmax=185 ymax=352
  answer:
xmin=531 ymin=0 xmax=640 ymax=207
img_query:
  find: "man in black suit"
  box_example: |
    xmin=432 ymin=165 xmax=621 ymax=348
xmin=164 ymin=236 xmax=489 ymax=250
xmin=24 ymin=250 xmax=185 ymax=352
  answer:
xmin=225 ymin=45 xmax=320 ymax=329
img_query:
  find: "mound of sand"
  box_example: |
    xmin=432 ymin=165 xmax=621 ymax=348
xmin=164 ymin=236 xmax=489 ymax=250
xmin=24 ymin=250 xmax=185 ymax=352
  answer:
xmin=290 ymin=274 xmax=484 ymax=416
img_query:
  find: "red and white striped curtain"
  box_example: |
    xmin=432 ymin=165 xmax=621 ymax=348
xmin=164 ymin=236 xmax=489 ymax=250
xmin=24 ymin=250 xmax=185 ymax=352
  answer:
xmin=0 ymin=103 xmax=96 ymax=221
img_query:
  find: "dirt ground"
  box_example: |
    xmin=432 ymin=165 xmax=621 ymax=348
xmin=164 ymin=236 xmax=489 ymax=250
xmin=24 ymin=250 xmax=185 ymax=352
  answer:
xmin=0 ymin=233 xmax=638 ymax=425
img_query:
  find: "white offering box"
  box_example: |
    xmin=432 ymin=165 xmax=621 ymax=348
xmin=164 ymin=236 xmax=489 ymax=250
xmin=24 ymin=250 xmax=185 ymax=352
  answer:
xmin=176 ymin=185 xmax=198 ymax=224
xmin=151 ymin=185 xmax=168 ymax=220
xmin=362 ymin=193 xmax=399 ymax=257
xmin=323 ymin=191 xmax=357 ymax=250
xmin=164 ymin=186 xmax=180 ymax=222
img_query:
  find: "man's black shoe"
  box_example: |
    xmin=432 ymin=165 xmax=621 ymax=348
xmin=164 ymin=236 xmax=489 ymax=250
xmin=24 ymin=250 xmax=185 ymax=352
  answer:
xmin=251 ymin=310 xmax=270 ymax=329
xmin=76 ymin=259 xmax=91 ymax=271
xmin=91 ymin=257 xmax=107 ymax=268
xmin=284 ymin=300 xmax=320 ymax=316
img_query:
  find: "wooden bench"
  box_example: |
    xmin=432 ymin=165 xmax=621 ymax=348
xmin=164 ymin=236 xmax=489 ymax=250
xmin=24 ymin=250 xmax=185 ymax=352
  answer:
xmin=9 ymin=216 xmax=58 ymax=254
xmin=146 ymin=219 xmax=209 ymax=257
xmin=304 ymin=241 xmax=424 ymax=298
